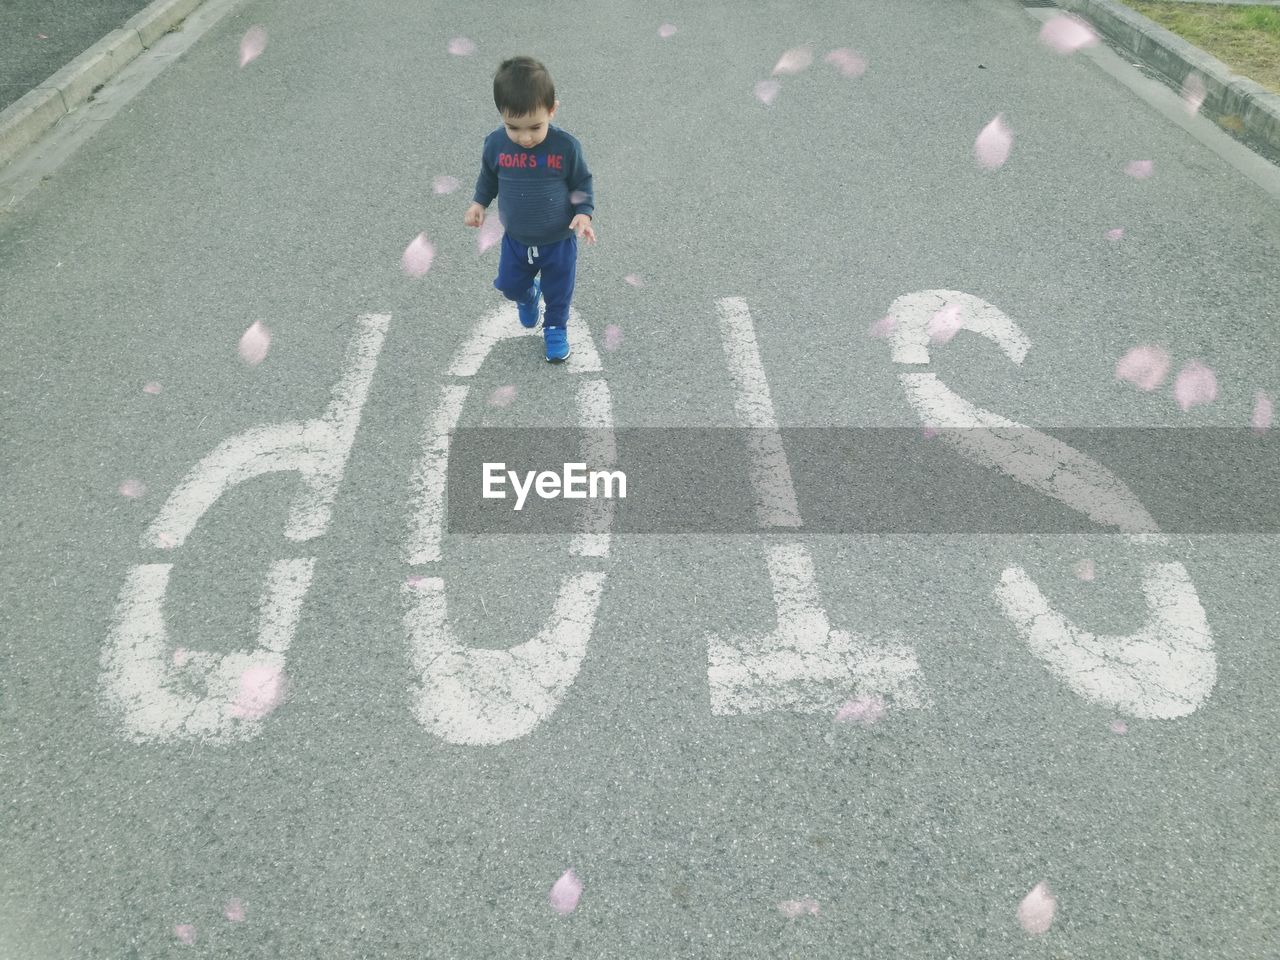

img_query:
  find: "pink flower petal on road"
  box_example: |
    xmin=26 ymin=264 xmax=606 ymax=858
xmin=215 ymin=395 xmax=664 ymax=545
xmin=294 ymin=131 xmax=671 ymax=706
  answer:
xmin=603 ymin=324 xmax=623 ymax=351
xmin=406 ymin=575 xmax=427 ymax=589
xmin=754 ymin=79 xmax=781 ymax=105
xmin=927 ymin=303 xmax=963 ymax=343
xmin=1106 ymin=227 xmax=1125 ymax=241
xmin=432 ymin=175 xmax=460 ymax=195
xmin=238 ymin=320 xmax=271 ymax=365
xmin=1114 ymin=344 xmax=1169 ymax=391
xmin=1125 ymin=160 xmax=1154 ymax=179
xmin=835 ymin=694 xmax=886 ymax=724
xmin=778 ymin=898 xmax=821 ymax=918
xmin=1252 ymin=391 xmax=1273 ymax=433
xmin=975 ymin=114 xmax=1013 ymax=170
xmin=174 ymin=924 xmax=197 ymax=945
xmin=489 ymin=385 xmax=517 ymax=406
xmin=239 ymin=27 xmax=267 ymax=68
xmin=922 ymin=425 xmax=940 ymax=439
xmin=1074 ymin=558 xmax=1095 ymax=581
xmin=224 ymin=899 xmax=246 ymax=922
xmin=447 ymin=37 xmax=475 ymax=56
xmin=658 ymin=23 xmax=677 ymax=39
xmin=550 ymin=869 xmax=583 ymax=915
xmin=1039 ymin=15 xmax=1099 ymax=54
xmin=824 ymin=48 xmax=867 ymax=78
xmin=230 ymin=664 xmax=286 ymax=720
xmin=402 ymin=233 xmax=436 ymax=278
xmin=867 ymin=313 xmax=896 ymax=338
xmin=1182 ymin=72 xmax=1206 ymax=115
xmin=1173 ymin=360 xmax=1217 ymax=411
xmin=173 ymin=647 xmax=191 ymax=667
xmin=477 ymin=216 xmax=504 ymax=254
xmin=624 ymin=274 xmax=643 ymax=286
xmin=157 ymin=532 xmax=177 ymax=549
xmin=772 ymin=47 xmax=813 ymax=76
xmin=1018 ymin=882 xmax=1057 ymax=935
xmin=143 ymin=381 xmax=162 ymax=394
xmin=119 ymin=479 xmax=145 ymax=498
xmin=1110 ymin=719 xmax=1129 ymax=734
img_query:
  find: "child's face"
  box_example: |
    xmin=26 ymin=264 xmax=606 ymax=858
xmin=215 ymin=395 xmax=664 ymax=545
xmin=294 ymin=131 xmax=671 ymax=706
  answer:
xmin=501 ymin=101 xmax=558 ymax=149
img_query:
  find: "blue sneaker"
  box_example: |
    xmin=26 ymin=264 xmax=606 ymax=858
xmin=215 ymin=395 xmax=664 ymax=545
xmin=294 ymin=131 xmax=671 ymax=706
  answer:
xmin=518 ymin=276 xmax=541 ymax=328
xmin=544 ymin=324 xmax=570 ymax=362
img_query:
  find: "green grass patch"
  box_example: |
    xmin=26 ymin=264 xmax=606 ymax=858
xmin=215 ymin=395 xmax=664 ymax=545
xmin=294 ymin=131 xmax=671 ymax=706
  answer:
xmin=1122 ymin=2 xmax=1280 ymax=93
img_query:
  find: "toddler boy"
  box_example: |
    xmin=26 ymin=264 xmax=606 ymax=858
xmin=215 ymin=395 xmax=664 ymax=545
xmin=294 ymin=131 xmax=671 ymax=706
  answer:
xmin=464 ymin=56 xmax=597 ymax=362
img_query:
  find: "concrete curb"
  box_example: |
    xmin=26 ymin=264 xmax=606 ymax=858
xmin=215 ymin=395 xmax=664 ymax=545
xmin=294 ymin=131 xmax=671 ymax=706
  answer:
xmin=1054 ymin=0 xmax=1280 ymax=158
xmin=0 ymin=0 xmax=206 ymax=171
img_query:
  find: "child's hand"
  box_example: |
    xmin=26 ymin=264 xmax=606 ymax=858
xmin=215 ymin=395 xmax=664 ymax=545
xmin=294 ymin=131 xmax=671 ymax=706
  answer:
xmin=570 ymin=214 xmax=596 ymax=244
xmin=464 ymin=202 xmax=485 ymax=228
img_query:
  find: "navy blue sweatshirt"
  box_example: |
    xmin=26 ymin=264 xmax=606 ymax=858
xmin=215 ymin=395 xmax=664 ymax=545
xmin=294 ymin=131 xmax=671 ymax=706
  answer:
xmin=471 ymin=124 xmax=595 ymax=247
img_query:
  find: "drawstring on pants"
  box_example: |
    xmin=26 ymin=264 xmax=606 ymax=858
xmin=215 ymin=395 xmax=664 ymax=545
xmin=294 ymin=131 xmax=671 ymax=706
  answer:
xmin=527 ymin=245 xmax=538 ymax=265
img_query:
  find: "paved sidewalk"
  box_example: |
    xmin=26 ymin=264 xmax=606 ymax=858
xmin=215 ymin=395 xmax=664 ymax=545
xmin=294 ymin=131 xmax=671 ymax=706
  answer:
xmin=0 ymin=0 xmax=153 ymax=113
xmin=1056 ymin=0 xmax=1280 ymax=162
xmin=1159 ymin=0 xmax=1280 ymax=5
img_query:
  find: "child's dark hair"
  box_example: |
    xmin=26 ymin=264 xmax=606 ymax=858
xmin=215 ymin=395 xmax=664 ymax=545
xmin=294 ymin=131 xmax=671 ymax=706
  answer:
xmin=493 ymin=56 xmax=556 ymax=118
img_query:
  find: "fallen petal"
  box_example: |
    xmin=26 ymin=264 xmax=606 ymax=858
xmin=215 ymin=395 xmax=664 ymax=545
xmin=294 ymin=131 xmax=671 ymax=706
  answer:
xmin=174 ymin=924 xmax=197 ymax=945
xmin=173 ymin=647 xmax=191 ymax=667
xmin=1173 ymin=360 xmax=1217 ymax=411
xmin=778 ymin=898 xmax=821 ymax=918
xmin=239 ymin=27 xmax=267 ymax=68
xmin=1074 ymin=558 xmax=1095 ymax=581
xmin=1114 ymin=344 xmax=1169 ymax=391
xmin=658 ymin=23 xmax=677 ymax=39
xmin=1125 ymin=160 xmax=1154 ymax=179
xmin=224 ymin=899 xmax=246 ymax=922
xmin=489 ymin=385 xmax=517 ymax=406
xmin=868 ymin=314 xmax=895 ymax=338
xmin=1181 ymin=72 xmax=1206 ymax=115
xmin=1110 ymin=719 xmax=1129 ymax=734
xmin=1252 ymin=391 xmax=1272 ymax=433
xmin=1017 ymin=881 xmax=1057 ymax=935
xmin=432 ymin=175 xmax=460 ymax=195
xmin=975 ymin=114 xmax=1013 ymax=170
xmin=119 ymin=479 xmax=145 ymax=498
xmin=824 ymin=48 xmax=867 ymax=78
xmin=755 ymin=79 xmax=781 ymax=105
xmin=447 ymin=37 xmax=475 ymax=56
xmin=402 ymin=233 xmax=436 ymax=278
xmin=1039 ymin=15 xmax=1098 ymax=55
xmin=230 ymin=664 xmax=286 ymax=720
xmin=550 ymin=869 xmax=583 ymax=915
xmin=927 ymin=303 xmax=963 ymax=343
xmin=238 ymin=320 xmax=271 ymax=365
xmin=143 ymin=381 xmax=162 ymax=394
xmin=624 ymin=274 xmax=643 ymax=287
xmin=603 ymin=324 xmax=623 ymax=351
xmin=772 ymin=47 xmax=813 ymax=76
xmin=477 ymin=216 xmax=504 ymax=254
xmin=1106 ymin=227 xmax=1124 ymax=241
xmin=835 ymin=694 xmax=886 ymax=724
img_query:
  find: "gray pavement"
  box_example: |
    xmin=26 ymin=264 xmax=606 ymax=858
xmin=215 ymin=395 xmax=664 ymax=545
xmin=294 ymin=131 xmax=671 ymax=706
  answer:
xmin=1 ymin=0 xmax=1278 ymax=958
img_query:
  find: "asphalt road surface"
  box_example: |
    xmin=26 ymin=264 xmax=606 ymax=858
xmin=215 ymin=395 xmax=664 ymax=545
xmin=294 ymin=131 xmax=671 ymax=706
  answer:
xmin=1 ymin=0 xmax=1278 ymax=957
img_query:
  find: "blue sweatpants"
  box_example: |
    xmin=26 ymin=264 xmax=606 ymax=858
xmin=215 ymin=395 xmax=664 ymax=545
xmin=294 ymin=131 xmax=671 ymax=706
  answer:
xmin=493 ymin=231 xmax=578 ymax=329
